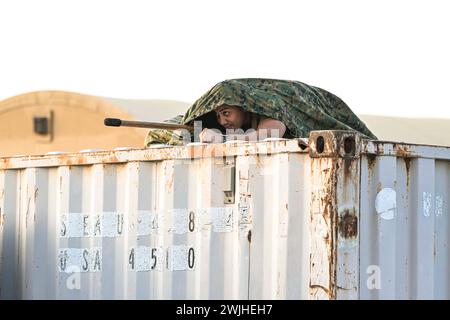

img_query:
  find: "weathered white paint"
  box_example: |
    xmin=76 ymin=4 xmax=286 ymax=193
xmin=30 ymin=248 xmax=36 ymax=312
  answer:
xmin=2 ymin=132 xmax=450 ymax=299
xmin=60 ymin=212 xmax=124 ymax=238
xmin=99 ymin=212 xmax=125 ymax=237
xmin=58 ymin=248 xmax=102 ymax=273
xmin=129 ymin=246 xmax=164 ymax=272
xmin=136 ymin=210 xmax=160 ymax=236
xmin=375 ymin=188 xmax=397 ymax=220
xmin=58 ymin=208 xmax=237 ymax=237
xmin=60 ymin=213 xmax=89 ymax=238
xmin=435 ymin=194 xmax=444 ymax=217
xmin=170 ymin=209 xmax=194 ymax=234
xmin=423 ymin=192 xmax=432 ymax=217
xmin=205 ymin=207 xmax=235 ymax=233
xmin=167 ymin=245 xmax=196 ymax=271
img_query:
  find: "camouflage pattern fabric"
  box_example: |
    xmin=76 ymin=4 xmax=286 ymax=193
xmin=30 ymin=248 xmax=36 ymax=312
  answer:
xmin=144 ymin=115 xmax=186 ymax=147
xmin=144 ymin=78 xmax=377 ymax=146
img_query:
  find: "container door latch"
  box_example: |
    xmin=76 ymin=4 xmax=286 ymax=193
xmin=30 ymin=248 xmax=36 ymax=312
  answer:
xmin=223 ymin=165 xmax=236 ymax=204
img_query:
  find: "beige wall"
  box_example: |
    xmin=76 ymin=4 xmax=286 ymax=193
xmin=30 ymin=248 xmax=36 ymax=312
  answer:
xmin=0 ymin=91 xmax=147 ymax=157
xmin=359 ymin=115 xmax=450 ymax=147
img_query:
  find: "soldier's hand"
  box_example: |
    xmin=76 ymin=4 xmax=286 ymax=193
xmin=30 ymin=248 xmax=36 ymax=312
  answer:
xmin=199 ymin=128 xmax=224 ymax=143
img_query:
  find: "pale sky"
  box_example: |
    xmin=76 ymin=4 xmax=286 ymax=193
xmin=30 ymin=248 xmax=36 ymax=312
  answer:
xmin=1 ymin=0 xmax=449 ymax=118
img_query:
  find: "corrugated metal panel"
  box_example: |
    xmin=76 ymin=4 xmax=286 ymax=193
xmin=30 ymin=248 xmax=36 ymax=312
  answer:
xmin=0 ymin=140 xmax=311 ymax=299
xmin=359 ymin=141 xmax=450 ymax=299
xmin=243 ymin=152 xmax=311 ymax=299
xmin=1 ymin=133 xmax=450 ymax=300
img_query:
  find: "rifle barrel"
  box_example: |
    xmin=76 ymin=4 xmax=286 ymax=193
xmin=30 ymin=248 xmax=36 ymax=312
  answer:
xmin=104 ymin=118 xmax=193 ymax=131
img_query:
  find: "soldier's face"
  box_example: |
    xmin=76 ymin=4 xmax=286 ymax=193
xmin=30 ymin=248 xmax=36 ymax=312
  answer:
xmin=215 ymin=105 xmax=246 ymax=129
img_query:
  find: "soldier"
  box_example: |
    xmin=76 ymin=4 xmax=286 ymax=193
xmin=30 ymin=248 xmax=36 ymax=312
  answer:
xmin=144 ymin=78 xmax=377 ymax=146
xmin=198 ymin=104 xmax=287 ymax=143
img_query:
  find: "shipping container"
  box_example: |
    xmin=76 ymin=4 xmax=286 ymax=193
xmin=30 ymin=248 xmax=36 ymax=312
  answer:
xmin=1 ymin=130 xmax=449 ymax=299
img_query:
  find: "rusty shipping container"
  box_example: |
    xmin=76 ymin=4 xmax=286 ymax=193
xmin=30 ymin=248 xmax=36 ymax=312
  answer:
xmin=0 ymin=130 xmax=449 ymax=299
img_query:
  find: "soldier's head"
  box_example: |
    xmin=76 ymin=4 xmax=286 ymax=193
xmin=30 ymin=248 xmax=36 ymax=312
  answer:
xmin=215 ymin=105 xmax=250 ymax=129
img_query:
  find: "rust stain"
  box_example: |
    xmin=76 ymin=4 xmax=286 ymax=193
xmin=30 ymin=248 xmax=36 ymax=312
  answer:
xmin=390 ymin=144 xmax=416 ymax=194
xmin=321 ymin=188 xmax=332 ymax=222
xmin=366 ymin=154 xmax=377 ymax=185
xmin=60 ymin=153 xmax=121 ymax=166
xmin=33 ymin=188 xmax=39 ymax=223
xmin=343 ymin=158 xmax=352 ymax=182
xmin=339 ymin=209 xmax=358 ymax=239
xmin=164 ymin=166 xmax=174 ymax=190
xmin=336 ymin=285 xmax=356 ymax=291
xmin=404 ymin=158 xmax=411 ymax=191
xmin=367 ymin=154 xmax=377 ymax=170
xmin=309 ymin=284 xmax=331 ymax=297
xmin=0 ymin=159 xmax=9 ymax=169
xmin=165 ymin=178 xmax=173 ymax=190
xmin=247 ymin=230 xmax=252 ymax=243
xmin=75 ymin=157 xmax=85 ymax=165
xmin=320 ymin=164 xmax=337 ymax=223
xmin=394 ymin=144 xmax=413 ymax=158
xmin=1 ymin=141 xmax=301 ymax=170
xmin=330 ymin=165 xmax=337 ymax=300
xmin=310 ymin=157 xmax=338 ymax=299
xmin=376 ymin=182 xmax=382 ymax=193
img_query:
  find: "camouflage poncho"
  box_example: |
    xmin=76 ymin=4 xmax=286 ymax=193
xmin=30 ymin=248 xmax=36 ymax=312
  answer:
xmin=144 ymin=114 xmax=186 ymax=146
xmin=144 ymin=78 xmax=377 ymax=147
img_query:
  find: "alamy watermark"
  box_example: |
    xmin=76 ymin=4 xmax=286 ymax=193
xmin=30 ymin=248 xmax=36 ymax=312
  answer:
xmin=66 ymin=265 xmax=81 ymax=290
xmin=366 ymin=265 xmax=381 ymax=290
xmin=151 ymin=120 xmax=286 ymax=166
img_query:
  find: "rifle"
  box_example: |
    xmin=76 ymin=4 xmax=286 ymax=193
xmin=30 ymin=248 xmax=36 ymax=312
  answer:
xmin=104 ymin=118 xmax=193 ymax=131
